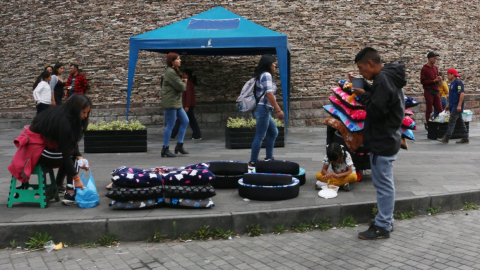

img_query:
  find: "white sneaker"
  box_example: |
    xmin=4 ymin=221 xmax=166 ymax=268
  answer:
xmin=315 ymin=180 xmax=327 ymax=190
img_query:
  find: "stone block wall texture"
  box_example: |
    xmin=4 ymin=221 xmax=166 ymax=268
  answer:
xmin=1 ymin=0 xmax=479 ymax=127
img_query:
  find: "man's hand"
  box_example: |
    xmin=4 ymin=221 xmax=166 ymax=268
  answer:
xmin=352 ymin=88 xmax=365 ymax=97
xmin=457 ymin=105 xmax=462 ymax=112
xmin=184 ymin=107 xmax=189 ymax=113
xmin=348 ymin=72 xmax=355 ymax=82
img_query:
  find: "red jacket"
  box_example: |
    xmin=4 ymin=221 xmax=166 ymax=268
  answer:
xmin=66 ymin=72 xmax=88 ymax=95
xmin=182 ymin=80 xmax=196 ymax=108
xmin=8 ymin=126 xmax=47 ymax=183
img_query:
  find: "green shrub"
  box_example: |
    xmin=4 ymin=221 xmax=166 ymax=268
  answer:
xmin=246 ymin=224 xmax=262 ymax=237
xmin=87 ymin=120 xmax=146 ymax=131
xmin=339 ymin=216 xmax=356 ymax=228
xmin=25 ymin=232 xmax=52 ymax=250
xmin=462 ymin=202 xmax=479 ymax=211
xmin=227 ymin=117 xmax=284 ymax=128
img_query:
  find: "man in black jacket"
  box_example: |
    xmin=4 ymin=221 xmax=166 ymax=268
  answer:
xmin=351 ymin=47 xmax=406 ymax=240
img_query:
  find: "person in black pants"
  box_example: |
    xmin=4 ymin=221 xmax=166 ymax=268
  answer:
xmin=171 ymin=69 xmax=202 ymax=140
xmin=29 ymin=95 xmax=92 ymax=205
xmin=50 ymin=63 xmax=67 ymax=105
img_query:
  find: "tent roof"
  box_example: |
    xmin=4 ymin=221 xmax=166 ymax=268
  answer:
xmin=129 ymin=7 xmax=289 ymax=54
xmin=127 ymin=7 xmax=291 ymax=128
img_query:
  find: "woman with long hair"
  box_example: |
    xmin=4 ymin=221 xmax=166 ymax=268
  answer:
xmin=29 ymin=95 xmax=92 ymax=205
xmin=161 ymin=52 xmax=189 ymax=157
xmin=249 ymin=55 xmax=284 ymax=167
xmin=50 ymin=63 xmax=66 ymax=106
xmin=32 ymin=66 xmax=53 ymax=90
xmin=170 ymin=68 xmax=202 ymax=140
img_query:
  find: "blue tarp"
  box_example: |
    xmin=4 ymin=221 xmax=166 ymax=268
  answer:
xmin=127 ymin=7 xmax=291 ymax=127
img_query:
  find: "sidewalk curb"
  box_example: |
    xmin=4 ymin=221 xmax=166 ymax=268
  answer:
xmin=2 ymin=190 xmax=479 ymax=247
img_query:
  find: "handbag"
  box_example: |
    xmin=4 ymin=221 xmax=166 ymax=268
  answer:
xmin=75 ymin=170 xmax=100 ymax=208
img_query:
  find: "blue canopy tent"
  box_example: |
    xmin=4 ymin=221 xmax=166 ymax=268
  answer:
xmin=126 ymin=7 xmax=291 ymax=127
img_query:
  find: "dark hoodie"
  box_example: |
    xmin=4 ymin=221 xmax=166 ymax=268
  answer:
xmin=358 ymin=62 xmax=406 ymax=156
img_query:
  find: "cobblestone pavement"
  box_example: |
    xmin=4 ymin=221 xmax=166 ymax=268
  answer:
xmin=2 ymin=209 xmax=480 ymax=270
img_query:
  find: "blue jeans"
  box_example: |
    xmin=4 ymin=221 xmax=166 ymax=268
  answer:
xmin=250 ymin=105 xmax=278 ymax=163
xmin=371 ymin=153 xmax=397 ymax=232
xmin=163 ymin=108 xmax=189 ymax=146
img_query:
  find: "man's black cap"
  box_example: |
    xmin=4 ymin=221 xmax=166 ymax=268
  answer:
xmin=427 ymin=52 xmax=439 ymax=58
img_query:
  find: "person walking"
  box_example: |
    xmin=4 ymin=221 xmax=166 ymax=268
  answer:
xmin=33 ymin=71 xmax=52 ymax=115
xmin=351 ymin=47 xmax=406 ymax=240
xmin=170 ymin=69 xmax=202 ymax=140
xmin=437 ymin=68 xmax=469 ymax=144
xmin=420 ymin=52 xmax=443 ymax=128
xmin=65 ymin=64 xmax=88 ymax=99
xmin=161 ymin=52 xmax=189 ymax=157
xmin=49 ymin=63 xmax=66 ymax=106
xmin=248 ymin=55 xmax=284 ymax=167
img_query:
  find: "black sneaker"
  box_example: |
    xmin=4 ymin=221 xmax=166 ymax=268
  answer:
xmin=264 ymin=156 xmax=275 ymax=161
xmin=248 ymin=162 xmax=256 ymax=170
xmin=57 ymin=185 xmax=66 ymax=195
xmin=368 ymin=219 xmax=394 ymax=232
xmin=358 ymin=225 xmax=390 ymax=240
xmin=342 ymin=183 xmax=353 ymax=191
xmin=62 ymin=193 xmax=77 ymax=206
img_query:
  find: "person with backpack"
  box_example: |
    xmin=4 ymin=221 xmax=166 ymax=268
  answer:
xmin=248 ymin=55 xmax=284 ymax=167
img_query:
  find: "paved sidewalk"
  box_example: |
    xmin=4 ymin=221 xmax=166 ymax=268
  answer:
xmin=2 ymin=209 xmax=480 ymax=270
xmin=1 ymin=123 xmax=480 ymax=246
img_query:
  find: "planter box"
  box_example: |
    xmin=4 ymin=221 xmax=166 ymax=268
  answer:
xmin=225 ymin=127 xmax=285 ymax=149
xmin=84 ymin=130 xmax=147 ymax=153
xmin=427 ymin=121 xmax=469 ymax=140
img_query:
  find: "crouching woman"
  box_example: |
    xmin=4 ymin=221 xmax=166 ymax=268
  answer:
xmin=8 ymin=95 xmax=92 ymax=205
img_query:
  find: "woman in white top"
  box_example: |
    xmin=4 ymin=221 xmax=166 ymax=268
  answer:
xmin=33 ymin=71 xmax=52 ymax=115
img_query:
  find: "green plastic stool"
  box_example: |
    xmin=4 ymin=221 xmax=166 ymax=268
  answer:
xmin=7 ymin=164 xmax=60 ymax=208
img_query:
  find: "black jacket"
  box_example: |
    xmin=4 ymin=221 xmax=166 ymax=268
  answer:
xmin=359 ymin=62 xmax=406 ymax=156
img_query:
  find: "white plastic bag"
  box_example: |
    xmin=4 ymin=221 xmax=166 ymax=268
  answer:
xmin=438 ymin=110 xmax=448 ymax=123
xmin=44 ymin=240 xmax=56 ymax=253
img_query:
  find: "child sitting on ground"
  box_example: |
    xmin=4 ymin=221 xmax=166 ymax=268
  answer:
xmin=315 ymin=143 xmax=357 ymax=191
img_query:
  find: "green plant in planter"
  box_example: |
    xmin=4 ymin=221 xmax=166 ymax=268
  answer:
xmin=227 ymin=117 xmax=284 ymax=128
xmin=87 ymin=120 xmax=146 ymax=131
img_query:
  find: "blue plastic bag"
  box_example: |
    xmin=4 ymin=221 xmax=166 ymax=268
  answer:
xmin=75 ymin=170 xmax=100 ymax=208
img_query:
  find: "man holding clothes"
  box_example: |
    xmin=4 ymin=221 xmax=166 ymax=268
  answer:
xmin=351 ymin=47 xmax=406 ymax=240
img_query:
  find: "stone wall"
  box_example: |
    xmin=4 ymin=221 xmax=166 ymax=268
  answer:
xmin=1 ymin=0 xmax=479 ymax=126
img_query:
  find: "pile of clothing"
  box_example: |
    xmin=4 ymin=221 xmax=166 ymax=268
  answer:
xmin=323 ymin=79 xmax=418 ymax=152
xmin=107 ymin=163 xmax=216 ymax=210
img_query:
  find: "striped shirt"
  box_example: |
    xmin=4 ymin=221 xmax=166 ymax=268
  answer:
xmin=255 ymin=72 xmax=276 ymax=108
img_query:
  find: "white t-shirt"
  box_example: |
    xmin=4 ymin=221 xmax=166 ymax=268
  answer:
xmin=323 ymin=151 xmax=356 ymax=174
xmin=33 ymin=81 xmax=52 ymax=104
